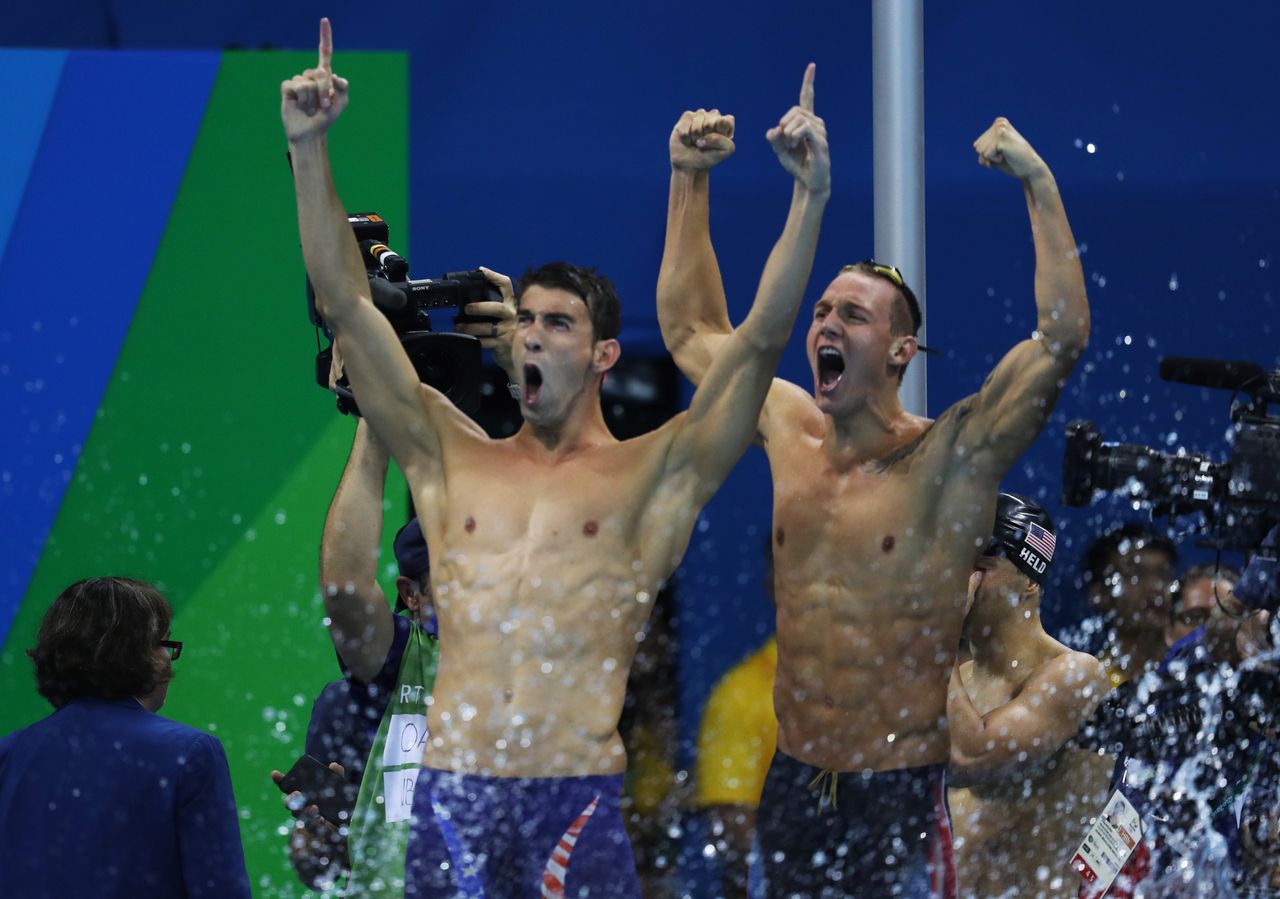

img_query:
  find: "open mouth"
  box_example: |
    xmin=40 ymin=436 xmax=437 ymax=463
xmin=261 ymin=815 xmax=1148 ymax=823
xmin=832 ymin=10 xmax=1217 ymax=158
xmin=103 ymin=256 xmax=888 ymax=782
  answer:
xmin=523 ymin=363 xmax=544 ymax=406
xmin=816 ymin=347 xmax=845 ymax=393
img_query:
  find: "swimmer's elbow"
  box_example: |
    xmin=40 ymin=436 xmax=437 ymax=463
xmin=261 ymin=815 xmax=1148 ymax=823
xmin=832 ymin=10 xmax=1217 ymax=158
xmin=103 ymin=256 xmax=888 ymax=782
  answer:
xmin=947 ymin=753 xmax=989 ymax=788
xmin=1038 ymin=299 xmax=1090 ymax=360
xmin=670 ymin=328 xmax=728 ymax=385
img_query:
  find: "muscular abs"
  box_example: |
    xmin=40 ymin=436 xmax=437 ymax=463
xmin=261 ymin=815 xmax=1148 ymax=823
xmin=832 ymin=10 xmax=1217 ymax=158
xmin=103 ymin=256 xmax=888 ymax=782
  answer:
xmin=415 ymin=434 xmax=682 ymax=779
xmin=767 ymin=423 xmax=992 ymax=773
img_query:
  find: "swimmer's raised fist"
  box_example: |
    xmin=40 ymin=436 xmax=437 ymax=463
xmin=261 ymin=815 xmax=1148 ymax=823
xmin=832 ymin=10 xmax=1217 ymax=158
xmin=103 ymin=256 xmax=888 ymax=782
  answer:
xmin=765 ymin=64 xmax=830 ymax=194
xmin=973 ymin=117 xmax=1046 ymax=181
xmin=281 ymin=18 xmax=350 ymax=143
xmin=670 ymin=109 xmax=736 ymax=172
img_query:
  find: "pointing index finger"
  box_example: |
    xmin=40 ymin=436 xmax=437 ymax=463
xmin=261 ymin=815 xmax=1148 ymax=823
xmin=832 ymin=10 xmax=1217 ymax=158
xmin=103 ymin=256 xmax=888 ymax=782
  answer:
xmin=799 ymin=62 xmax=816 ymax=112
xmin=318 ymin=17 xmax=333 ymax=72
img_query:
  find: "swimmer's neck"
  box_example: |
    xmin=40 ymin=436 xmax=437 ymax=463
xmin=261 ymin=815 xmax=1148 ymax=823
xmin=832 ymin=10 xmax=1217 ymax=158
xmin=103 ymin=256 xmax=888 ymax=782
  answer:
xmin=822 ymin=390 xmax=923 ymax=463
xmin=517 ymin=394 xmax=615 ymax=455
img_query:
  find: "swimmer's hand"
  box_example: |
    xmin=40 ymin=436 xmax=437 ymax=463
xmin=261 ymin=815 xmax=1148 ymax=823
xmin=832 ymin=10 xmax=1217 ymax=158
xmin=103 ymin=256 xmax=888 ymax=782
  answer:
xmin=281 ymin=18 xmax=350 ymax=143
xmin=457 ymin=267 xmax=520 ymax=382
xmin=765 ymin=63 xmax=830 ymax=194
xmin=670 ymin=109 xmax=736 ymax=172
xmin=973 ymin=117 xmax=1047 ymax=181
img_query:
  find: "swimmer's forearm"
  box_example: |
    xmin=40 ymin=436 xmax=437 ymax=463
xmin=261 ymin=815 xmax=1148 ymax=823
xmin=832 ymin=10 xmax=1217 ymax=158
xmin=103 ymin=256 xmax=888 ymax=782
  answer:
xmin=1022 ymin=167 xmax=1090 ymax=356
xmin=739 ymin=181 xmax=828 ymax=345
xmin=656 ymin=180 xmax=824 ymax=498
xmin=291 ymin=137 xmax=442 ymax=466
xmin=289 ymin=136 xmax=372 ymax=328
xmin=658 ymin=169 xmax=732 ymax=380
xmin=946 ymin=669 xmax=989 ymax=762
xmin=321 ymin=421 xmax=395 ymax=680
xmin=946 ymin=668 xmax=1026 ymax=785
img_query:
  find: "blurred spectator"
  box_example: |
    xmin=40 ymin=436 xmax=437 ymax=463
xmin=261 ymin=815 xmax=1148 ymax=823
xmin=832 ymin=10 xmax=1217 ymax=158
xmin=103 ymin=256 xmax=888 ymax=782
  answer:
xmin=1078 ymin=523 xmax=1177 ymax=686
xmin=1165 ymin=564 xmax=1240 ymax=649
xmin=619 ymin=587 xmax=685 ymax=899
xmin=695 ymin=637 xmax=777 ymax=898
xmin=1080 ymin=575 xmax=1278 ymax=897
xmin=0 ymin=577 xmax=251 ymax=898
xmin=692 ymin=538 xmax=777 ymax=898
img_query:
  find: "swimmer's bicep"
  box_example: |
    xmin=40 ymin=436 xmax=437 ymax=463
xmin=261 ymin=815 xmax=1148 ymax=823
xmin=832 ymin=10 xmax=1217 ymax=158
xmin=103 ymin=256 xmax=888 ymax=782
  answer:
xmin=951 ymin=337 xmax=1073 ymax=470
xmin=978 ymin=656 xmax=1109 ymax=761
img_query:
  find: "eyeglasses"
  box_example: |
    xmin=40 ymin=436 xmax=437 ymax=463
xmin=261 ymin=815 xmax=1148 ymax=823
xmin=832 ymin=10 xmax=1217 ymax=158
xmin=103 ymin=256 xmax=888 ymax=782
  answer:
xmin=160 ymin=640 xmax=183 ymax=661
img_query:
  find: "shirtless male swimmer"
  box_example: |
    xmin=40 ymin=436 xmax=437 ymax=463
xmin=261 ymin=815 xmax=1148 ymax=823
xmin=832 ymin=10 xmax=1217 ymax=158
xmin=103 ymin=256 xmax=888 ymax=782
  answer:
xmin=948 ymin=492 xmax=1112 ymax=899
xmin=657 ymin=114 xmax=1090 ymax=895
xmin=282 ymin=21 xmax=830 ymax=897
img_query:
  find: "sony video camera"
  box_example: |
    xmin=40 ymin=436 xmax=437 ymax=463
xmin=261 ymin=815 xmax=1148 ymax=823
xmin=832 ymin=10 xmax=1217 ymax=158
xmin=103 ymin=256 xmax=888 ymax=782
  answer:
xmin=1062 ymin=357 xmax=1280 ymax=551
xmin=306 ymin=213 xmax=500 ymax=416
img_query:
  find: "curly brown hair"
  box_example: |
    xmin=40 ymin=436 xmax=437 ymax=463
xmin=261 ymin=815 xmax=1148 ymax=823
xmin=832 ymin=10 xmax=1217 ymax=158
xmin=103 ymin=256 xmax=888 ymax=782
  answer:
xmin=28 ymin=577 xmax=173 ymax=709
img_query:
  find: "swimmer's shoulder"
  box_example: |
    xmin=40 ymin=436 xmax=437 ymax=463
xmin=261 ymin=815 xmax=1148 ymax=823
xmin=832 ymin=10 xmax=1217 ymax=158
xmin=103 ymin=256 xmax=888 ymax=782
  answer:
xmin=759 ymin=378 xmax=824 ymax=447
xmin=1015 ymin=647 xmax=1110 ymax=714
xmin=874 ymin=392 xmax=993 ymax=474
xmin=872 ymin=411 xmax=938 ymax=472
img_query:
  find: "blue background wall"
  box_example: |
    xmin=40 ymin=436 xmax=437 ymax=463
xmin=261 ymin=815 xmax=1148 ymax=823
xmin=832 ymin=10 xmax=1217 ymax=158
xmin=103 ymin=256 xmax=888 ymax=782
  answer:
xmin=3 ymin=3 xmax=1278 ymax=890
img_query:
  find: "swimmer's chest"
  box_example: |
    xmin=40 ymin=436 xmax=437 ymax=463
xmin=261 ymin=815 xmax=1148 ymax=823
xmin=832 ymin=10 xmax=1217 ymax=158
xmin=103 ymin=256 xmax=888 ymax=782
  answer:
xmin=770 ymin=437 xmax=990 ymax=566
xmin=771 ymin=453 xmax=931 ymax=554
xmin=435 ymin=441 xmax=660 ymax=551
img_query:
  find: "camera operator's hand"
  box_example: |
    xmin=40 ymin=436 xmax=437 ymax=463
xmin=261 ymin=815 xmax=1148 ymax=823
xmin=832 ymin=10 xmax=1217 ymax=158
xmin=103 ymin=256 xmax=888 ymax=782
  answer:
xmin=1237 ymin=609 xmax=1273 ymax=662
xmin=765 ymin=64 xmax=830 ymax=195
xmin=328 ymin=339 xmax=345 ymax=393
xmin=281 ymin=18 xmax=349 ymax=144
xmin=670 ymin=109 xmax=736 ymax=172
xmin=973 ymin=117 xmax=1049 ymax=182
xmin=456 ymin=267 xmax=519 ymax=384
xmin=271 ymin=764 xmax=350 ymax=890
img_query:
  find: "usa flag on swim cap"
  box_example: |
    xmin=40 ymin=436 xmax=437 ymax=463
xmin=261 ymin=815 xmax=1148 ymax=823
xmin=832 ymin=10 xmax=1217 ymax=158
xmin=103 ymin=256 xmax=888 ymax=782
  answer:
xmin=1025 ymin=522 xmax=1056 ymax=561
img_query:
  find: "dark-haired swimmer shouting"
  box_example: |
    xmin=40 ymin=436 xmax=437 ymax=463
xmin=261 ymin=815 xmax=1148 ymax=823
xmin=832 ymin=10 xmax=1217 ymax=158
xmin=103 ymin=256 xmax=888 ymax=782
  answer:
xmin=282 ymin=21 xmax=830 ymax=897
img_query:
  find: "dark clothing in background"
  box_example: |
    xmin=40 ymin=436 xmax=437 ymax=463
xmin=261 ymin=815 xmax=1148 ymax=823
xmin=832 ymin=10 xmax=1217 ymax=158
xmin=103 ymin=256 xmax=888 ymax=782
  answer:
xmin=0 ymin=697 xmax=251 ymax=898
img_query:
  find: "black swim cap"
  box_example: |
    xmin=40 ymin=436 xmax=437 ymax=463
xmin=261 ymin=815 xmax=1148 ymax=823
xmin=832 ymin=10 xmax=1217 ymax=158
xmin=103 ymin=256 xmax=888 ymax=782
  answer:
xmin=982 ymin=492 xmax=1057 ymax=585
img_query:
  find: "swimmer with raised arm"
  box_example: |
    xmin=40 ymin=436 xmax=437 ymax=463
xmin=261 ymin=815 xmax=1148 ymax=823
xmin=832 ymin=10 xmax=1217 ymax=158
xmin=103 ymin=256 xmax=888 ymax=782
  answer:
xmin=282 ymin=22 xmax=829 ymax=895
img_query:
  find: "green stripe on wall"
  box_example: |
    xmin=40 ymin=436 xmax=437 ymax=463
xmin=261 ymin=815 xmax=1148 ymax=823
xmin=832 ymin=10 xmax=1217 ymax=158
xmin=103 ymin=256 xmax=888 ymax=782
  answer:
xmin=1 ymin=50 xmax=409 ymax=896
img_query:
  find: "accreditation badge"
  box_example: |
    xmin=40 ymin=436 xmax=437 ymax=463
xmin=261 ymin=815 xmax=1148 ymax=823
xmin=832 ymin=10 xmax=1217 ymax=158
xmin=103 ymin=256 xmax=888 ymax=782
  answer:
xmin=1070 ymin=789 xmax=1145 ymax=896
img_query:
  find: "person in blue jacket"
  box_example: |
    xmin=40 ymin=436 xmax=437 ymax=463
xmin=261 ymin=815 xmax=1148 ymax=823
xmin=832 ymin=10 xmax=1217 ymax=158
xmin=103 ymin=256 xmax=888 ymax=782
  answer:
xmin=0 ymin=576 xmax=251 ymax=898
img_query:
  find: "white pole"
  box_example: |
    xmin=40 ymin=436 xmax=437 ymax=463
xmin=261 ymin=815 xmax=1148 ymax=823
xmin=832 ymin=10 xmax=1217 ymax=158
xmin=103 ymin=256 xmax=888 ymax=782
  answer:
xmin=872 ymin=0 xmax=927 ymax=416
